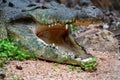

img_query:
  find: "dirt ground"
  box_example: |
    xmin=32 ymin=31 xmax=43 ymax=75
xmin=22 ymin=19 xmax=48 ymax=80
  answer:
xmin=3 ymin=49 xmax=120 ymax=80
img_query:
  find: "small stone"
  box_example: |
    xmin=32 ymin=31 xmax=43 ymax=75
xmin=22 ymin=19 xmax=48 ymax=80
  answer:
xmin=103 ymin=23 xmax=109 ymax=29
xmin=16 ymin=65 xmax=23 ymax=70
xmin=118 ymin=56 xmax=120 ymax=60
xmin=0 ymin=71 xmax=6 ymax=79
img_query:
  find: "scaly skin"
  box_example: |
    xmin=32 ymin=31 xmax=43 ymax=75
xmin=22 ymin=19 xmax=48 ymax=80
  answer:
xmin=0 ymin=1 xmax=103 ymax=71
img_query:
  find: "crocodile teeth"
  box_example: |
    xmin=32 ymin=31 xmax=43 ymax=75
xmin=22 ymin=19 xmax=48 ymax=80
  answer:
xmin=65 ymin=24 xmax=68 ymax=30
xmin=52 ymin=43 xmax=55 ymax=46
xmin=48 ymin=25 xmax=51 ymax=28
xmin=56 ymin=46 xmax=58 ymax=49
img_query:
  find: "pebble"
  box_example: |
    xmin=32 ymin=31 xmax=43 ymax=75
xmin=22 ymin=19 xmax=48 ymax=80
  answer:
xmin=118 ymin=56 xmax=120 ymax=60
xmin=0 ymin=71 xmax=6 ymax=79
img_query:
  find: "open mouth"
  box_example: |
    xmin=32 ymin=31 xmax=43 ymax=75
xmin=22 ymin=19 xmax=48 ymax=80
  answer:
xmin=35 ymin=23 xmax=92 ymax=59
xmin=36 ymin=24 xmax=69 ymax=45
xmin=11 ymin=18 xmax=99 ymax=60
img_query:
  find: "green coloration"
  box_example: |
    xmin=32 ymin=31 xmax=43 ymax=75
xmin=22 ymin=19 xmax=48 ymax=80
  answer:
xmin=68 ymin=65 xmax=75 ymax=71
xmin=67 ymin=66 xmax=83 ymax=72
xmin=81 ymin=57 xmax=97 ymax=71
xmin=13 ymin=77 xmax=21 ymax=80
xmin=0 ymin=58 xmax=7 ymax=68
xmin=76 ymin=67 xmax=83 ymax=73
xmin=70 ymin=24 xmax=79 ymax=32
xmin=1 ymin=68 xmax=8 ymax=74
xmin=0 ymin=39 xmax=38 ymax=68
xmin=53 ymin=63 xmax=59 ymax=66
xmin=57 ymin=56 xmax=68 ymax=63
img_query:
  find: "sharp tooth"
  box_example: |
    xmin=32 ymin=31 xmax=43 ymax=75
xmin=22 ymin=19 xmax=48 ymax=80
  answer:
xmin=66 ymin=24 xmax=68 ymax=30
xmin=52 ymin=43 xmax=55 ymax=46
xmin=56 ymin=46 xmax=58 ymax=49
xmin=48 ymin=25 xmax=51 ymax=27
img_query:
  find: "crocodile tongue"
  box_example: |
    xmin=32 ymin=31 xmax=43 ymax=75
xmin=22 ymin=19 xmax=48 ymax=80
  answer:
xmin=36 ymin=23 xmax=89 ymax=59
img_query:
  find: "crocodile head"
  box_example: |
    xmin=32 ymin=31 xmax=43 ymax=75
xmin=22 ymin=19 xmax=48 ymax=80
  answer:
xmin=26 ymin=2 xmax=103 ymax=59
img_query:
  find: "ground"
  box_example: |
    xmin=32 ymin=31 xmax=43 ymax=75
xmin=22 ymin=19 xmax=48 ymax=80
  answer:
xmin=3 ymin=49 xmax=120 ymax=80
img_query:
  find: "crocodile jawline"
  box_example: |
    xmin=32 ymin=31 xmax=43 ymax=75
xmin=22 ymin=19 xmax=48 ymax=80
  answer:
xmin=35 ymin=22 xmax=94 ymax=59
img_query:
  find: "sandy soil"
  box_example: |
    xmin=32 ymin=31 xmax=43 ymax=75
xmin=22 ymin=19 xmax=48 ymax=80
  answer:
xmin=4 ymin=49 xmax=120 ymax=80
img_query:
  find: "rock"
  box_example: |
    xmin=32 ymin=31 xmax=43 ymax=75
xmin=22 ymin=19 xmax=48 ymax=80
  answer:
xmin=16 ymin=65 xmax=23 ymax=70
xmin=75 ymin=26 xmax=119 ymax=53
xmin=118 ymin=57 xmax=120 ymax=60
xmin=0 ymin=70 xmax=6 ymax=80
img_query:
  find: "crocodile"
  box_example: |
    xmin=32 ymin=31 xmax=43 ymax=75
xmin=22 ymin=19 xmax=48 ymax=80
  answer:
xmin=0 ymin=0 xmax=104 ymax=71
